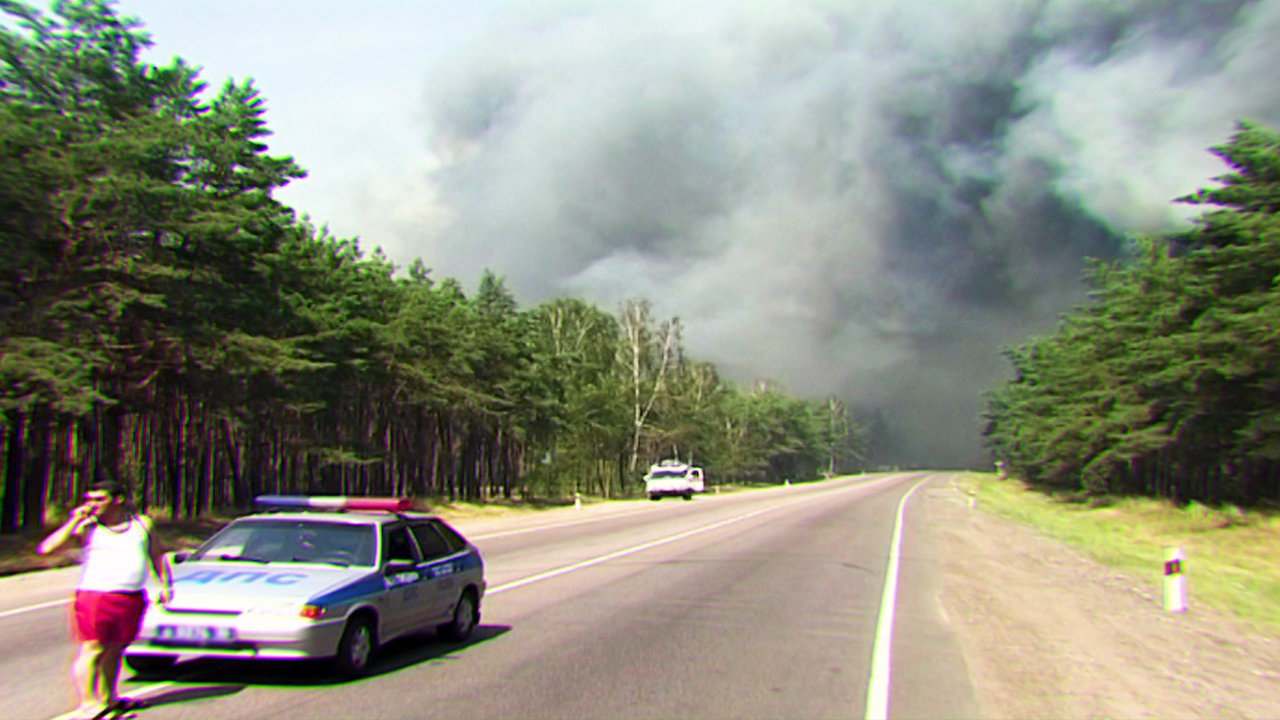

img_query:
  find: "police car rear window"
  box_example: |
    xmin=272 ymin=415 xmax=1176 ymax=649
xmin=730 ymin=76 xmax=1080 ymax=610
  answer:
xmin=410 ymin=524 xmax=451 ymax=561
xmin=430 ymin=520 xmax=468 ymax=554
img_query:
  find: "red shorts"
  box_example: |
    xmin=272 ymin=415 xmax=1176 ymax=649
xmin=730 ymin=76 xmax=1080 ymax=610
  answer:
xmin=72 ymin=590 xmax=146 ymax=644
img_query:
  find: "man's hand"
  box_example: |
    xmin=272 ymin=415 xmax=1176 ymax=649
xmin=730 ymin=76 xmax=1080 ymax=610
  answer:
xmin=37 ymin=504 xmax=95 ymax=555
xmin=69 ymin=503 xmax=97 ymax=535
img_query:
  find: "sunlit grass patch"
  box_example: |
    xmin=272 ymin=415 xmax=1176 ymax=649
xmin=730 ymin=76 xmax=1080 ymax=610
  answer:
xmin=0 ymin=530 xmax=73 ymax=576
xmin=156 ymin=517 xmax=230 ymax=550
xmin=956 ymin=472 xmax=1280 ymax=634
xmin=427 ymin=499 xmax=572 ymax=520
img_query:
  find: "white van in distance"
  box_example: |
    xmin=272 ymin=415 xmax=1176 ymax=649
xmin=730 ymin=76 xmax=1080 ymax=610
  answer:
xmin=643 ymin=460 xmax=705 ymax=501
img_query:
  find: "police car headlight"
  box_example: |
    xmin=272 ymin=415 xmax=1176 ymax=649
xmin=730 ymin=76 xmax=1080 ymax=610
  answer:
xmin=246 ymin=602 xmax=324 ymax=620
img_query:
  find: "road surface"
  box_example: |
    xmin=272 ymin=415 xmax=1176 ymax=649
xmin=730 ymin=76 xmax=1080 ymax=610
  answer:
xmin=0 ymin=472 xmax=979 ymax=720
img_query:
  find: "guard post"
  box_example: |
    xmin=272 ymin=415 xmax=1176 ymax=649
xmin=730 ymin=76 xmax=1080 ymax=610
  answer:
xmin=1164 ymin=547 xmax=1186 ymax=612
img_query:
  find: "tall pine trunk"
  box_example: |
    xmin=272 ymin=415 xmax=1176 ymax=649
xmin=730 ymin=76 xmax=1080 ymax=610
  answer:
xmin=21 ymin=407 xmax=50 ymax=531
xmin=100 ymin=405 xmax=123 ymax=484
xmin=2 ymin=412 xmax=25 ymax=533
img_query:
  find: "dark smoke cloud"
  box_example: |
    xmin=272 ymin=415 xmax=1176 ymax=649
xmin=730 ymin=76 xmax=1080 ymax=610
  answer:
xmin=397 ymin=0 xmax=1280 ymax=467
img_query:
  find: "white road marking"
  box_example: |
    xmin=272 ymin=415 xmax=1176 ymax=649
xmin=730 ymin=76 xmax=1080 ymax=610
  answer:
xmin=6 ymin=478 xmax=888 ymax=620
xmin=864 ymin=476 xmax=932 ymax=720
xmin=486 ymin=507 xmax=778 ymax=595
xmin=0 ymin=598 xmax=68 ymax=620
xmin=468 ymin=506 xmax=668 ymax=540
xmin=467 ymin=482 xmax=810 ymax=540
xmin=32 ymin=475 xmax=915 ymax=720
xmin=487 ymin=477 xmax=897 ymax=596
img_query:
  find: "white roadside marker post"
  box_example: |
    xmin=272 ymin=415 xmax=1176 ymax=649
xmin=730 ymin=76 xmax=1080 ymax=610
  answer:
xmin=574 ymin=492 xmax=582 ymax=510
xmin=1164 ymin=547 xmax=1186 ymax=612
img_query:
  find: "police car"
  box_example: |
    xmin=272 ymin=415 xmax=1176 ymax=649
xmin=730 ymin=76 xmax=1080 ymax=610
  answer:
xmin=124 ymin=496 xmax=486 ymax=677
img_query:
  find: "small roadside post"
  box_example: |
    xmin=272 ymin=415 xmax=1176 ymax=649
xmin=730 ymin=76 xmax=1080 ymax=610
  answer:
xmin=1164 ymin=547 xmax=1187 ymax=612
xmin=574 ymin=492 xmax=582 ymax=510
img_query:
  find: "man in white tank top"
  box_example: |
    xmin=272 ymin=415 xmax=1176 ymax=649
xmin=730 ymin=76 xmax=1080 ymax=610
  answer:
xmin=38 ymin=480 xmax=172 ymax=720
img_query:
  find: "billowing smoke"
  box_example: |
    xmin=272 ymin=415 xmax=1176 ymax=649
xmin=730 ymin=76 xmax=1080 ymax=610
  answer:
xmin=394 ymin=0 xmax=1280 ymax=467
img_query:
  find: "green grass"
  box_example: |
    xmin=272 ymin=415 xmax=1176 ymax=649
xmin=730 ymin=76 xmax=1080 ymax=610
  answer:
xmin=957 ymin=472 xmax=1280 ymax=635
xmin=0 ymin=516 xmax=228 ymax=577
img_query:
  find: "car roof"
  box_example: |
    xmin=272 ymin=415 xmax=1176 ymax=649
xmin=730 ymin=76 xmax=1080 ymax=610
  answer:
xmin=232 ymin=511 xmax=444 ymax=526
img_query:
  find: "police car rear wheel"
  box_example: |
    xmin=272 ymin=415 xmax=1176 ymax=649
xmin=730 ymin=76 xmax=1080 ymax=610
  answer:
xmin=438 ymin=591 xmax=478 ymax=642
xmin=333 ymin=617 xmax=376 ymax=676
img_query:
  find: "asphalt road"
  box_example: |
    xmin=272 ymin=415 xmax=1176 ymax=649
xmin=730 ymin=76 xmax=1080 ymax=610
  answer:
xmin=0 ymin=472 xmax=980 ymax=720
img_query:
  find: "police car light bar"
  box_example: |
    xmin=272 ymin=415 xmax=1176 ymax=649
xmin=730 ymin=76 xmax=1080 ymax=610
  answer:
xmin=253 ymin=495 xmax=412 ymax=512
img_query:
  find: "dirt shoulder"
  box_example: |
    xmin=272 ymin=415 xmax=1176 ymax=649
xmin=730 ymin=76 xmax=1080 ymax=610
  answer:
xmin=928 ymin=478 xmax=1280 ymax=719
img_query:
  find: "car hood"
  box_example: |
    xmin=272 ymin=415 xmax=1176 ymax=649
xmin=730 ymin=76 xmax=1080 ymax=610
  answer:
xmin=163 ymin=561 xmax=375 ymax=613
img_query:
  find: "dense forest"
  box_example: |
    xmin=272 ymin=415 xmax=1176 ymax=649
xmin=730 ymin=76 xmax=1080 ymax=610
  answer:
xmin=985 ymin=121 xmax=1280 ymax=506
xmin=0 ymin=0 xmax=866 ymax=534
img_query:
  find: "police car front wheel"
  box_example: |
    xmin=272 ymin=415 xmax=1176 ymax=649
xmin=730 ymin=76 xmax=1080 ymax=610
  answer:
xmin=333 ymin=616 xmax=376 ymax=677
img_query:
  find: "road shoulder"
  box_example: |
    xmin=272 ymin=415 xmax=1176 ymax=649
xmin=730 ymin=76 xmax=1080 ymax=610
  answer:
xmin=928 ymin=479 xmax=1280 ymax=719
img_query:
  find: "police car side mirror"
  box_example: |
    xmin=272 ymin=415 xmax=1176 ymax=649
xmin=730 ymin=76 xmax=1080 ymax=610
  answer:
xmin=385 ymin=559 xmax=415 ymax=576
xmin=168 ymin=550 xmax=191 ymax=565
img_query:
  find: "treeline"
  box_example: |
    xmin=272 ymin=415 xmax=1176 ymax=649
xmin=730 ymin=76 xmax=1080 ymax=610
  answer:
xmin=0 ymin=1 xmax=864 ymax=533
xmin=985 ymin=122 xmax=1280 ymax=506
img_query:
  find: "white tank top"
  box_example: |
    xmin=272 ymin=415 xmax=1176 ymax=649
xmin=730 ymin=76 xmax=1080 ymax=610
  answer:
xmin=77 ymin=517 xmax=151 ymax=592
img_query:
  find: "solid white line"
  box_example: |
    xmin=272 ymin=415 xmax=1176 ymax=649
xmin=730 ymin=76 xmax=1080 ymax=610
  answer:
xmin=0 ymin=598 xmax=69 ymax=620
xmin=486 ymin=505 xmax=781 ymax=595
xmin=864 ymin=476 xmax=932 ymax=720
xmin=486 ymin=479 xmax=886 ymax=596
xmin=7 ymin=478 xmax=887 ymax=620
xmin=468 ymin=480 xmax=828 ymax=541
xmin=34 ymin=474 xmax=909 ymax=720
xmin=468 ymin=506 xmax=666 ymax=540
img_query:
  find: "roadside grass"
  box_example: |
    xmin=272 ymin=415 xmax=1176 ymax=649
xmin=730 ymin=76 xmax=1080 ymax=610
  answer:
xmin=956 ymin=471 xmax=1280 ymax=635
xmin=425 ymin=496 xmax=590 ymax=520
xmin=0 ymin=494 xmax=616 ymax=577
xmin=0 ymin=483 xmax=758 ymax=578
xmin=0 ymin=516 xmax=228 ymax=577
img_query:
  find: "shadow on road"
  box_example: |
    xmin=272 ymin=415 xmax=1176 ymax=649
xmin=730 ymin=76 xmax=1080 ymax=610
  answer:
xmin=124 ymin=625 xmax=512 ymax=692
xmin=107 ymin=685 xmax=245 ymax=717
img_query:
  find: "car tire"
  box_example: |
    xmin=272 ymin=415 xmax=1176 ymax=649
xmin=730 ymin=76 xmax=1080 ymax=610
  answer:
xmin=649 ymin=494 xmax=661 ymax=501
xmin=124 ymin=654 xmax=176 ymax=676
xmin=682 ymin=493 xmax=692 ymax=501
xmin=438 ymin=590 xmax=479 ymax=642
xmin=332 ymin=616 xmax=377 ymax=677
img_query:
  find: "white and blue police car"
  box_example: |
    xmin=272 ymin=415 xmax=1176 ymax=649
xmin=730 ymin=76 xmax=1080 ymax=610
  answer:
xmin=124 ymin=495 xmax=486 ymax=677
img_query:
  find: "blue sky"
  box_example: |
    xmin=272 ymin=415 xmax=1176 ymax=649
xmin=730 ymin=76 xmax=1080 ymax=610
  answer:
xmin=117 ymin=0 xmax=508 ymax=252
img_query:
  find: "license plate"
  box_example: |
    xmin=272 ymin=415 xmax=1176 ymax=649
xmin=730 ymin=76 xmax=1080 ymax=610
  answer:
xmin=155 ymin=625 xmax=236 ymax=646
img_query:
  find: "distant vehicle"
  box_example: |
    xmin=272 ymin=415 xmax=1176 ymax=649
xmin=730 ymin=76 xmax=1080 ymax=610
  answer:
xmin=124 ymin=495 xmax=485 ymax=678
xmin=643 ymin=460 xmax=704 ymax=501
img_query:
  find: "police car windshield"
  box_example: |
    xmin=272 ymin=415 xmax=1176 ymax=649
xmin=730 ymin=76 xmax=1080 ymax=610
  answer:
xmin=192 ymin=520 xmax=377 ymax=567
xmin=647 ymin=469 xmax=689 ymax=478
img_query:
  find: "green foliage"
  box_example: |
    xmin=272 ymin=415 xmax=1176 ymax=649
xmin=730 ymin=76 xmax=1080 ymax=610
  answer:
xmin=986 ymin=122 xmax=1280 ymax=505
xmin=0 ymin=0 xmax=867 ymax=527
